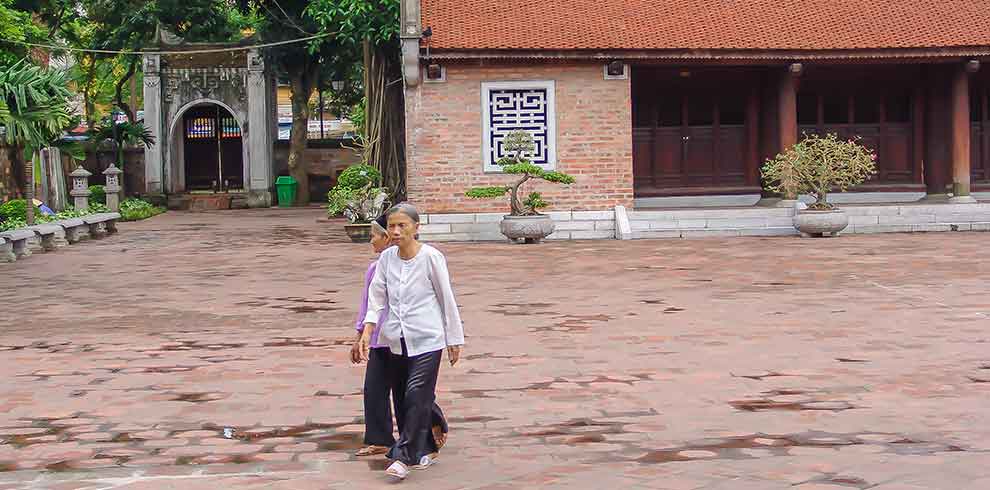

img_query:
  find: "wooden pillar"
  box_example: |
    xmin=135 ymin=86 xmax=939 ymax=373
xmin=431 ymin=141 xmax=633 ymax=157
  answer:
xmin=912 ymin=83 xmax=925 ymax=185
xmin=949 ymin=61 xmax=978 ymax=202
xmin=745 ymin=86 xmax=760 ymax=187
xmin=777 ymin=65 xmax=801 ymax=199
xmin=924 ymin=65 xmax=952 ymax=194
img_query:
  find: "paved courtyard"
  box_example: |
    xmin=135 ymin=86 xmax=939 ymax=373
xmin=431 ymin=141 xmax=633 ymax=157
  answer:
xmin=1 ymin=207 xmax=989 ymax=489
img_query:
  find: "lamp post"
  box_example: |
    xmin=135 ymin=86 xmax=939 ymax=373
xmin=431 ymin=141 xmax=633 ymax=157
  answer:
xmin=103 ymin=164 xmax=122 ymax=212
xmin=70 ymin=165 xmax=92 ymax=210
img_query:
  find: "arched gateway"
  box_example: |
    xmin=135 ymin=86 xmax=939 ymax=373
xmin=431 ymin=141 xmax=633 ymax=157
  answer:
xmin=142 ymin=33 xmax=275 ymax=209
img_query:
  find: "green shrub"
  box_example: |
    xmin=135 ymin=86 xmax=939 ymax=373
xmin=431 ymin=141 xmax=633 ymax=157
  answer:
xmin=762 ymin=132 xmax=878 ymax=210
xmin=336 ymin=164 xmax=381 ymax=190
xmin=89 ymin=185 xmax=106 ymax=205
xmin=119 ymin=198 xmax=165 ymax=222
xmin=0 ymin=199 xmax=37 ymax=222
xmin=0 ymin=217 xmax=27 ymax=232
xmin=87 ymin=203 xmax=110 ymax=214
xmin=0 ymin=198 xmax=162 ymax=231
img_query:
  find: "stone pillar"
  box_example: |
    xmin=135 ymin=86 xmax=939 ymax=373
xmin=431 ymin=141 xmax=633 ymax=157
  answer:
xmin=246 ymin=49 xmax=272 ymax=208
xmin=142 ymin=54 xmax=164 ymax=196
xmin=949 ymin=61 xmax=978 ymax=204
xmin=400 ymin=0 xmax=422 ymax=88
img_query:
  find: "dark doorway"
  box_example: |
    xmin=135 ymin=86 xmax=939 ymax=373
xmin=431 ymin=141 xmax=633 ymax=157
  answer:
xmin=183 ymin=105 xmax=243 ymax=192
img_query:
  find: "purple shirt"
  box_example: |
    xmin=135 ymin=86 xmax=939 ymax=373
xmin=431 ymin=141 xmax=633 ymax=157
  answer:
xmin=356 ymin=260 xmax=388 ymax=348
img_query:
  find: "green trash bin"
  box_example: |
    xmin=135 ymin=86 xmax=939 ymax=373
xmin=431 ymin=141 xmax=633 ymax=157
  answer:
xmin=275 ymin=175 xmax=298 ymax=207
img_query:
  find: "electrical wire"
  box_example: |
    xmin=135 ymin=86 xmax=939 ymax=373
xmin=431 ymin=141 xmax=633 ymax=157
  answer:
xmin=0 ymin=32 xmax=332 ymax=56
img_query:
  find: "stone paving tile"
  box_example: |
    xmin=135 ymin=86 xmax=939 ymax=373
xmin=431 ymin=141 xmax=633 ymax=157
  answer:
xmin=1 ymin=208 xmax=989 ymax=488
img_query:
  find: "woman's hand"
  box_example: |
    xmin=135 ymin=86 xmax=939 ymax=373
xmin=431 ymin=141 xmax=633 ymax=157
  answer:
xmin=359 ymin=324 xmax=375 ymax=361
xmin=447 ymin=345 xmax=461 ymax=366
xmin=349 ymin=332 xmax=363 ymax=364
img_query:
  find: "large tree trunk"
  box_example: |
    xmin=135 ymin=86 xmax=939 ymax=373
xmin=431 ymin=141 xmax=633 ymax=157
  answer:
xmin=24 ymin=150 xmax=35 ymax=225
xmin=83 ymin=57 xmax=97 ymax=131
xmin=287 ymin=69 xmax=314 ymax=205
xmin=114 ymin=58 xmax=139 ymax=123
xmin=364 ymin=42 xmax=406 ymax=201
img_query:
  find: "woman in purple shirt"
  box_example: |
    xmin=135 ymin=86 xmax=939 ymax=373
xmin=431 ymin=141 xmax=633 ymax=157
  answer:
xmin=351 ymin=214 xmax=447 ymax=457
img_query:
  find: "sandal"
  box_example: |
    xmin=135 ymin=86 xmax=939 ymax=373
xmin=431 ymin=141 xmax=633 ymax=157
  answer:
xmin=385 ymin=460 xmax=410 ymax=480
xmin=412 ymin=453 xmax=437 ymax=470
xmin=433 ymin=425 xmax=447 ymax=450
xmin=355 ymin=445 xmax=389 ymax=457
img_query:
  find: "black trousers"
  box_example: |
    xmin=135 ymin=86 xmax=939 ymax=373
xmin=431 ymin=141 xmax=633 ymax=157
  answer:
xmin=385 ymin=340 xmax=445 ymax=465
xmin=363 ymin=346 xmax=447 ymax=448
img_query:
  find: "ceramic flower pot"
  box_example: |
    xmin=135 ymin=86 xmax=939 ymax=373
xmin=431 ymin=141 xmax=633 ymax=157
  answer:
xmin=344 ymin=223 xmax=372 ymax=243
xmin=793 ymin=209 xmax=849 ymax=237
xmin=500 ymin=215 xmax=555 ymax=243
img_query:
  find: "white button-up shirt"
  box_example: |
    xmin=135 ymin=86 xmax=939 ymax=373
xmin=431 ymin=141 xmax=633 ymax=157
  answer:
xmin=363 ymin=244 xmax=465 ymax=357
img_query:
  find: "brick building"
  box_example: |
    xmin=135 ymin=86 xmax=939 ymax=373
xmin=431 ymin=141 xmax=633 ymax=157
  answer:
xmin=399 ymin=0 xmax=990 ymax=241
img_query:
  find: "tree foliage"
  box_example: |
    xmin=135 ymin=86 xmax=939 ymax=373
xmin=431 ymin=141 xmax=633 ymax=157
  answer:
xmin=466 ymin=131 xmax=576 ymax=216
xmin=0 ymin=60 xmax=75 ymax=152
xmin=762 ymin=132 xmax=878 ymax=210
xmin=0 ymin=60 xmax=79 ymax=224
xmin=0 ymin=0 xmax=46 ymax=67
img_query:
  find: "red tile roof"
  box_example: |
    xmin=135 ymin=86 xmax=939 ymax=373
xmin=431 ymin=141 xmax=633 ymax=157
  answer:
xmin=421 ymin=0 xmax=990 ymax=52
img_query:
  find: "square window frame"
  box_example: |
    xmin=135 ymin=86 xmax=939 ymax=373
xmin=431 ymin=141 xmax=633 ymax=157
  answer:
xmin=423 ymin=64 xmax=446 ymax=83
xmin=481 ymin=80 xmax=557 ymax=173
xmin=604 ymin=62 xmax=629 ymax=80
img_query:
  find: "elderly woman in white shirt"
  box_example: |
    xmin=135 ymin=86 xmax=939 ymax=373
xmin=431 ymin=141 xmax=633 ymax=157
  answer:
xmin=359 ymin=203 xmax=465 ymax=480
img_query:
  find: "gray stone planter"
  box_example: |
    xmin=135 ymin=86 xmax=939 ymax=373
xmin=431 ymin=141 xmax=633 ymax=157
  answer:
xmin=793 ymin=209 xmax=849 ymax=237
xmin=500 ymin=214 xmax=555 ymax=243
xmin=344 ymin=223 xmax=372 ymax=243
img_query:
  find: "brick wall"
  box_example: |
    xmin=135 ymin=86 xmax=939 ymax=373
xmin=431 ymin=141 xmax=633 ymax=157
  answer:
xmin=70 ymin=148 xmax=146 ymax=195
xmin=404 ymin=63 xmax=633 ymax=213
xmin=273 ymin=143 xmax=362 ymax=201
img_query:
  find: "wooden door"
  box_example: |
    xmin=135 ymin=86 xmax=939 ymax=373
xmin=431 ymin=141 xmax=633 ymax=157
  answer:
xmin=183 ymin=108 xmax=220 ymax=191
xmin=632 ymin=70 xmax=753 ymax=195
xmin=183 ymin=106 xmax=243 ymax=192
xmin=797 ymin=91 xmax=916 ymax=185
xmin=972 ymin=86 xmax=990 ymax=183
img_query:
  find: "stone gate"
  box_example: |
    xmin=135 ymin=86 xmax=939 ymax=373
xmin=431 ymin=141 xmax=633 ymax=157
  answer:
xmin=142 ymin=33 xmax=276 ymax=208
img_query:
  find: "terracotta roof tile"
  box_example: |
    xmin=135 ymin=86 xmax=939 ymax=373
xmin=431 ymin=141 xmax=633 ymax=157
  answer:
xmin=421 ymin=0 xmax=990 ymax=51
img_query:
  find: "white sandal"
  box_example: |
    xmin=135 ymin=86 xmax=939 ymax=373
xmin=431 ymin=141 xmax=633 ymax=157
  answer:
xmin=385 ymin=460 xmax=409 ymax=480
xmin=413 ymin=453 xmax=438 ymax=470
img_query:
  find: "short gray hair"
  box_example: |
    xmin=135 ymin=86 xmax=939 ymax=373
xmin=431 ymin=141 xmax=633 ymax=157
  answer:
xmin=370 ymin=220 xmax=387 ymax=236
xmin=387 ymin=202 xmax=421 ymax=223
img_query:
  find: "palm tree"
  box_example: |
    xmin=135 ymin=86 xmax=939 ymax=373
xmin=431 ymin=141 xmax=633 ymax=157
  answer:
xmin=89 ymin=117 xmax=155 ymax=164
xmin=0 ymin=61 xmax=77 ymax=224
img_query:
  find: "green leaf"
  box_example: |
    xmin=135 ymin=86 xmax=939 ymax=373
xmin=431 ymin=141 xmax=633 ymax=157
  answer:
xmin=523 ymin=192 xmax=548 ymax=211
xmin=501 ymin=163 xmax=544 ymax=176
xmin=540 ymin=171 xmax=576 ymax=184
xmin=465 ymin=186 xmax=510 ymax=199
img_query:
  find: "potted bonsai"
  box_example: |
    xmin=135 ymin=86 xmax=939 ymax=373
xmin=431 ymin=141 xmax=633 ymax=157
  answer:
xmin=762 ymin=132 xmax=877 ymax=237
xmin=327 ymin=164 xmax=391 ymax=243
xmin=466 ymin=130 xmax=576 ymax=243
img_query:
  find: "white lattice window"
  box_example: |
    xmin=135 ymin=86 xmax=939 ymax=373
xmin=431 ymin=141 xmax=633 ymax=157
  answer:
xmin=482 ymin=81 xmax=556 ymax=172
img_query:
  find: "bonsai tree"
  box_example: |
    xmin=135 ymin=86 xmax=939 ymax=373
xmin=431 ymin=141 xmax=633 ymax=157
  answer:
xmin=466 ymin=130 xmax=575 ymax=215
xmin=327 ymin=163 xmax=390 ymax=223
xmin=762 ymin=132 xmax=878 ymax=210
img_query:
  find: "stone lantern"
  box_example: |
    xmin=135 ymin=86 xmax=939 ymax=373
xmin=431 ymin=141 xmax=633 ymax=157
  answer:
xmin=69 ymin=166 xmax=92 ymax=210
xmin=103 ymin=164 xmax=123 ymax=212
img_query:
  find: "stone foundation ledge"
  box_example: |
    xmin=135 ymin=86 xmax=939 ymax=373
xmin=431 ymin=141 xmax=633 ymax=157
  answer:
xmin=419 ymin=211 xmax=617 ymax=242
xmin=628 ymin=202 xmax=990 ymax=239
